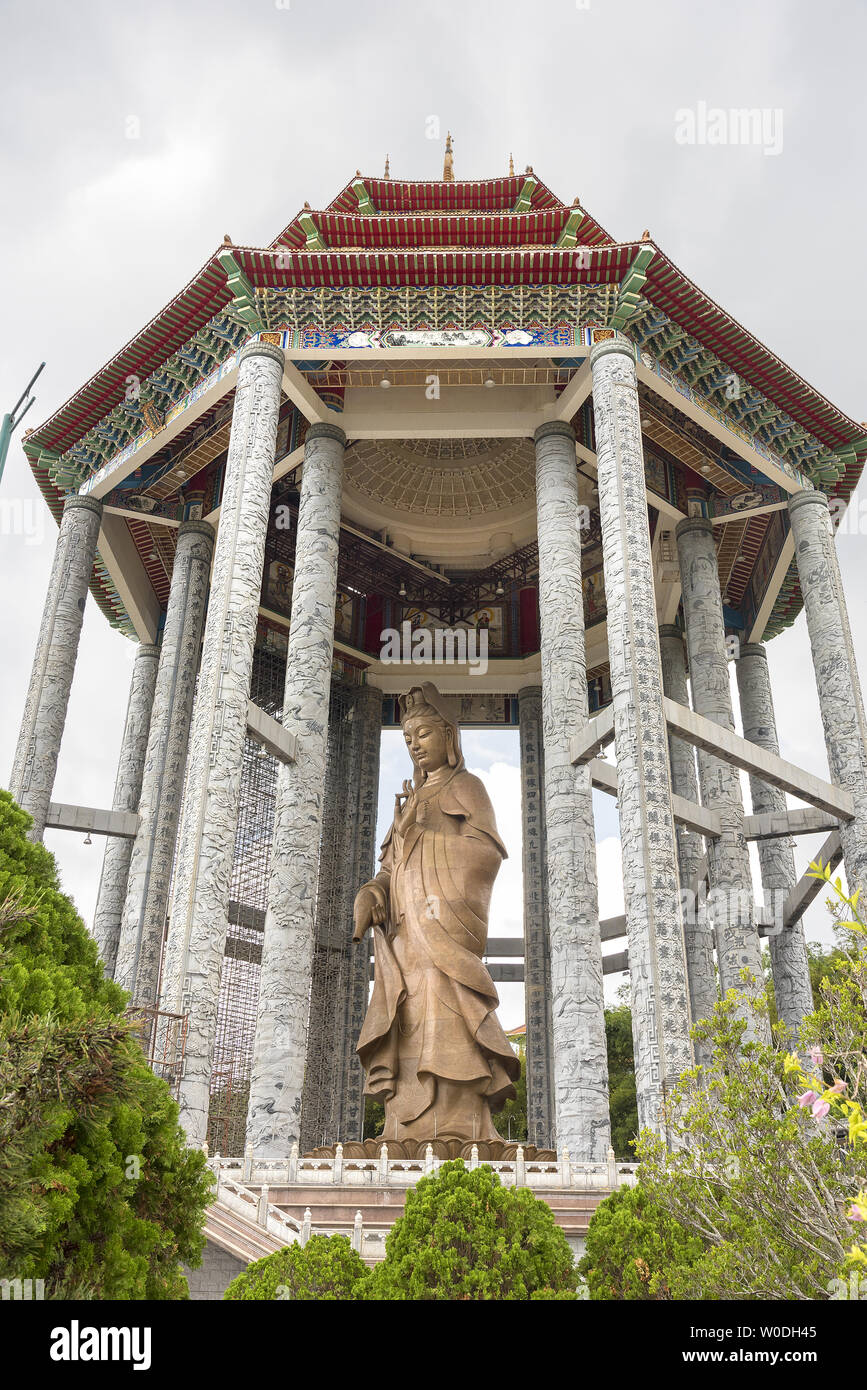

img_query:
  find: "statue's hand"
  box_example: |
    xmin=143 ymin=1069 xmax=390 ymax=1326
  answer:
xmin=352 ymin=883 xmax=387 ymax=942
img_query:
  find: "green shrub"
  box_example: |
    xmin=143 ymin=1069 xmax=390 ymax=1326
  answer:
xmin=361 ymin=1159 xmax=578 ymax=1300
xmin=224 ymin=1234 xmax=367 ymax=1300
xmin=578 ymin=1184 xmax=703 ymax=1300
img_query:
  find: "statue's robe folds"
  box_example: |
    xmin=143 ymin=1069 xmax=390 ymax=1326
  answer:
xmin=357 ymin=767 xmax=519 ymax=1142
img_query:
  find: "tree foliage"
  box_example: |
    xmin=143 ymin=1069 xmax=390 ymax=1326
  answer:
xmin=578 ymin=1185 xmax=703 ymax=1300
xmin=605 ymin=1004 xmax=639 ymax=1158
xmin=223 ymin=1234 xmax=367 ymax=1300
xmin=635 ymin=865 xmax=867 ymax=1301
xmin=361 ymin=1159 xmax=578 ymax=1300
xmin=493 ymin=1039 xmax=527 ymax=1143
xmin=0 ymin=790 xmax=212 ymax=1299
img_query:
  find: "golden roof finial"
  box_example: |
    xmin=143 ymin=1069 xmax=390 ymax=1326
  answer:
xmin=443 ymin=132 xmax=454 ymax=182
xmin=384 ymin=153 xmax=390 ymax=178
xmin=509 ymin=152 xmax=515 ymax=176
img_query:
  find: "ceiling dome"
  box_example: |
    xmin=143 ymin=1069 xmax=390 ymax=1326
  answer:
xmin=344 ymin=438 xmax=536 ymax=517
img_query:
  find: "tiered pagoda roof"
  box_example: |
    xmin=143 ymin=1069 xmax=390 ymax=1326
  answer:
xmin=22 ymin=160 xmax=867 ymax=642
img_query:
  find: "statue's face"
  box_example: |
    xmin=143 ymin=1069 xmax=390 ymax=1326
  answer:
xmin=403 ymin=713 xmax=451 ymax=774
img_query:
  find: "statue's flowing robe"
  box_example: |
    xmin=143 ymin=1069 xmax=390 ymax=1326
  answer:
xmin=357 ymin=766 xmax=519 ymax=1141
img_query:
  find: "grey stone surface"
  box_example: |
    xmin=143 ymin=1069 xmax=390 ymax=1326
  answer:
xmin=92 ymin=642 xmax=159 ymax=979
xmin=342 ymin=683 xmax=383 ymax=1141
xmin=246 ymin=421 xmax=346 ymax=1158
xmin=300 ymin=681 xmax=363 ymax=1152
xmin=115 ymin=523 xmax=214 ymax=1005
xmin=183 ymin=1240 xmax=246 ymax=1301
xmin=533 ymin=419 xmax=610 ymax=1160
xmin=10 ymin=494 xmax=103 ymax=840
xmin=160 ymin=342 xmax=285 ymax=1146
xmin=736 ymin=643 xmax=812 ymax=1034
xmin=788 ymin=490 xmax=867 ymax=901
xmin=518 ymin=685 xmax=555 ymax=1148
xmin=675 ymin=516 xmax=767 ymax=1039
xmin=591 ymin=339 xmax=693 ymax=1131
xmin=659 ymin=623 xmax=718 ymax=1060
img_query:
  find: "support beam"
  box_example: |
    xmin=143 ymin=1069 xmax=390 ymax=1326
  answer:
xmin=662 ymin=696 xmax=854 ymax=821
xmin=570 ymin=705 xmax=615 ymax=764
xmin=45 ymin=802 xmax=139 ymax=839
xmin=246 ymin=699 xmax=297 ymax=764
xmin=744 ymin=808 xmax=839 ymax=841
xmin=783 ymin=831 xmax=843 ymax=928
xmin=587 ymin=755 xmax=722 ymax=838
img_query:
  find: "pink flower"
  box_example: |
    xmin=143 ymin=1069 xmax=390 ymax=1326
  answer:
xmin=847 ymin=1204 xmax=866 ymax=1223
xmin=796 ymin=1090 xmax=818 ymax=1108
xmin=811 ymin=1099 xmax=830 ymax=1120
xmin=828 ymin=1079 xmax=847 ymax=1095
xmin=809 ymin=1047 xmax=824 ymax=1068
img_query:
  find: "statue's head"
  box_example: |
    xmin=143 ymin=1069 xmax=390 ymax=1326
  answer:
xmin=398 ymin=683 xmax=464 ymax=781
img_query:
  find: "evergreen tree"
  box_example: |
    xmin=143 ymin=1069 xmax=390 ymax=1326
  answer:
xmin=224 ymin=1234 xmax=367 ymax=1300
xmin=0 ymin=790 xmax=212 ymax=1299
xmin=361 ymin=1159 xmax=578 ymax=1300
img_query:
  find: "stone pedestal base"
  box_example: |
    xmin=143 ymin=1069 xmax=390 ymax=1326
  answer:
xmin=305 ymin=1138 xmax=558 ymax=1162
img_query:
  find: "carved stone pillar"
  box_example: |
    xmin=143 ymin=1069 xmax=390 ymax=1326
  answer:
xmin=736 ymin=643 xmax=812 ymax=1033
xmin=114 ymin=521 xmax=215 ymax=1004
xmin=518 ymin=684 xmax=554 ymax=1148
xmin=10 ymin=494 xmax=103 ymax=840
xmin=300 ymin=681 xmax=361 ymax=1152
xmin=342 ymin=683 xmax=383 ymax=1142
xmin=675 ymin=516 xmax=767 ymax=1039
xmin=92 ymin=641 xmax=159 ymax=978
xmin=160 ymin=341 xmax=285 ymax=1146
xmin=246 ymin=421 xmax=346 ymax=1158
xmin=658 ymin=623 xmax=718 ymax=1056
xmin=590 ymin=338 xmax=693 ymax=1134
xmin=788 ymin=489 xmax=867 ymax=899
xmin=533 ymin=419 xmax=610 ymax=1161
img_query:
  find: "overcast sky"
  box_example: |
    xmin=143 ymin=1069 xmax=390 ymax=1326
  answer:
xmin=2 ymin=0 xmax=865 ymax=1028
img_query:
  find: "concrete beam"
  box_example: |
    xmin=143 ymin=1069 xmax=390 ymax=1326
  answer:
xmin=369 ymin=951 xmax=630 ymax=983
xmin=45 ymin=802 xmax=139 ymax=839
xmin=553 ymin=357 xmax=593 ymax=422
xmin=663 ymin=697 xmax=855 ymax=821
xmin=587 ymin=756 xmax=722 ymax=838
xmin=246 ymin=700 xmax=297 ymax=764
xmin=744 ymin=808 xmax=839 ymax=842
xmin=783 ymin=831 xmax=843 ymax=929
xmin=571 ymin=705 xmax=616 ymax=764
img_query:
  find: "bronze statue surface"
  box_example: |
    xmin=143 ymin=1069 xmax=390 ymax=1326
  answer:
xmin=352 ymin=682 xmax=520 ymax=1143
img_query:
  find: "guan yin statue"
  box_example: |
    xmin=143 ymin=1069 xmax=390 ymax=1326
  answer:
xmin=350 ymin=682 xmax=523 ymax=1154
